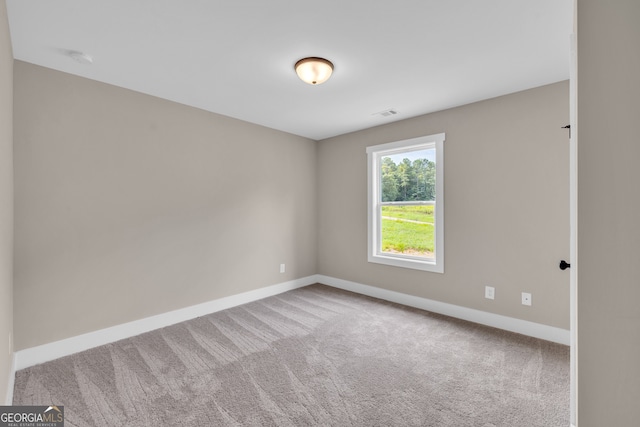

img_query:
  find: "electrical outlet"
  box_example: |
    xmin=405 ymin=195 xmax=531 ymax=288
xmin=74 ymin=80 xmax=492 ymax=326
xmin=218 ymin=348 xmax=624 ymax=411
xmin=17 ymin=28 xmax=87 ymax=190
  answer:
xmin=521 ymin=292 xmax=532 ymax=306
xmin=280 ymin=263 xmax=285 ymax=273
xmin=484 ymin=286 xmax=495 ymax=300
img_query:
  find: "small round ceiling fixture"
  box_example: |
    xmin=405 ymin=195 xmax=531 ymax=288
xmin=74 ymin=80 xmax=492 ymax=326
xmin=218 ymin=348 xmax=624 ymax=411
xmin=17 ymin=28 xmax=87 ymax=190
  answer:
xmin=295 ymin=57 xmax=333 ymax=85
xmin=67 ymin=50 xmax=93 ymax=65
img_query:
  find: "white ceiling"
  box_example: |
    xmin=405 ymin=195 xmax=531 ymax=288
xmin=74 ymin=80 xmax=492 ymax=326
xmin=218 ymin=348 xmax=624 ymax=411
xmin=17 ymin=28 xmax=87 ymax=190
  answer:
xmin=6 ymin=0 xmax=572 ymax=141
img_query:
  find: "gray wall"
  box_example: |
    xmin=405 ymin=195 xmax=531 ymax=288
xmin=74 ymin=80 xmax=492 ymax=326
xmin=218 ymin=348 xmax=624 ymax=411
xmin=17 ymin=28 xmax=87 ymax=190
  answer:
xmin=13 ymin=62 xmax=317 ymax=350
xmin=577 ymin=0 xmax=640 ymax=424
xmin=0 ymin=0 xmax=13 ymax=405
xmin=318 ymin=81 xmax=570 ymax=329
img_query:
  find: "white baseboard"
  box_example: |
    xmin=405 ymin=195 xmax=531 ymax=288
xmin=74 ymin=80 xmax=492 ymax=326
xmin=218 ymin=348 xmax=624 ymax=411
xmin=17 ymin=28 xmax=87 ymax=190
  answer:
xmin=14 ymin=273 xmax=569 ymax=372
xmin=316 ymin=275 xmax=570 ymax=345
xmin=5 ymin=352 xmax=15 ymax=405
xmin=14 ymin=276 xmax=316 ymax=370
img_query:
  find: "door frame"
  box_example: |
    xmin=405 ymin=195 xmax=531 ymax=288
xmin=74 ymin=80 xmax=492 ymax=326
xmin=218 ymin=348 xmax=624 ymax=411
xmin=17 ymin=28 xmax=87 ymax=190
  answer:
xmin=569 ymin=29 xmax=578 ymax=427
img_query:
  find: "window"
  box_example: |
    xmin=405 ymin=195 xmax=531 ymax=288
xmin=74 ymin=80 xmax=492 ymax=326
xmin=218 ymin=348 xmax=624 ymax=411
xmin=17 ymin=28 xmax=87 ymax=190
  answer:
xmin=367 ymin=133 xmax=444 ymax=273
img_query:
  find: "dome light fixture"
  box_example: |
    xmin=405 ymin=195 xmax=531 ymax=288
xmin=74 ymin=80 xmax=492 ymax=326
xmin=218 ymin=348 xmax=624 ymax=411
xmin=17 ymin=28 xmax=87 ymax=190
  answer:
xmin=295 ymin=57 xmax=333 ymax=85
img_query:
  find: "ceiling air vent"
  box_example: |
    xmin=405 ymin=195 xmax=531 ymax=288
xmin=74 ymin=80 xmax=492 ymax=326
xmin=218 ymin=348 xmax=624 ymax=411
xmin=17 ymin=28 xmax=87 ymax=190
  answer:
xmin=374 ymin=109 xmax=398 ymax=118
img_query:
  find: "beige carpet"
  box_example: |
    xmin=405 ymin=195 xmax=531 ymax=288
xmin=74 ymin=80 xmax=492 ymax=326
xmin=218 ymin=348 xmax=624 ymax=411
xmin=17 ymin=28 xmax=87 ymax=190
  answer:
xmin=13 ymin=284 xmax=569 ymax=426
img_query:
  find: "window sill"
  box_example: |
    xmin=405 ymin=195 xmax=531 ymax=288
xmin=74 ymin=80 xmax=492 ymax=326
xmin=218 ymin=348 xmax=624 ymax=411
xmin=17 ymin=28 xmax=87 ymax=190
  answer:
xmin=368 ymin=253 xmax=444 ymax=273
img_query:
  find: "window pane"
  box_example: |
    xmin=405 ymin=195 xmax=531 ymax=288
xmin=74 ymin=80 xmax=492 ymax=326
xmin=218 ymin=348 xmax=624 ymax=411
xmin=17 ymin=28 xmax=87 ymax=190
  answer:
xmin=380 ymin=205 xmax=434 ymax=259
xmin=380 ymin=148 xmax=436 ymax=202
xmin=367 ymin=132 xmax=444 ymax=273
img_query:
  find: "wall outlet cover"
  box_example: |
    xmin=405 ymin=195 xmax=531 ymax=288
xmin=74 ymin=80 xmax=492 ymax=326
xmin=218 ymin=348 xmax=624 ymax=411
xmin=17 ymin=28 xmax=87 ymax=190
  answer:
xmin=485 ymin=286 xmax=495 ymax=300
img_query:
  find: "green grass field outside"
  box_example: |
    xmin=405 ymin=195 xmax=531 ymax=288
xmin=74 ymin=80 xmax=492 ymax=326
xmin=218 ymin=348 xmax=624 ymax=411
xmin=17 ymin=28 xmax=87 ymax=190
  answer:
xmin=381 ymin=205 xmax=434 ymax=257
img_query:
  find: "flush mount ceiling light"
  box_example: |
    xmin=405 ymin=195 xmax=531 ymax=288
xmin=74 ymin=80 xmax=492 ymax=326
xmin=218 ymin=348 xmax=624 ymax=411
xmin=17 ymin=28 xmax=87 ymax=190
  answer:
xmin=295 ymin=57 xmax=333 ymax=85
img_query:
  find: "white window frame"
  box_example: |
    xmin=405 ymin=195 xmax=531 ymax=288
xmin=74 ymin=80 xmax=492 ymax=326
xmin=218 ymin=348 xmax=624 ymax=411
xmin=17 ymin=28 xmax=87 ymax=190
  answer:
xmin=367 ymin=133 xmax=445 ymax=273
